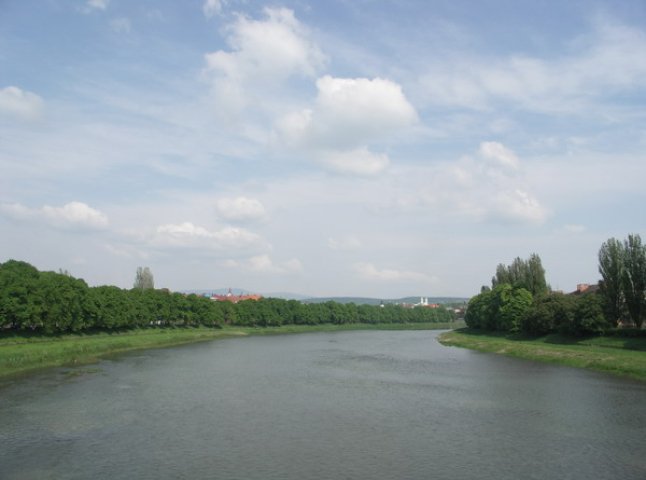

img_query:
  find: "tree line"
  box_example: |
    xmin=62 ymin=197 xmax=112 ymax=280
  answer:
xmin=465 ymin=234 xmax=646 ymax=336
xmin=0 ymin=260 xmax=455 ymax=334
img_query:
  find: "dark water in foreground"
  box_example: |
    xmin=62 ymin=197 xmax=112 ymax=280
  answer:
xmin=1 ymin=330 xmax=645 ymax=479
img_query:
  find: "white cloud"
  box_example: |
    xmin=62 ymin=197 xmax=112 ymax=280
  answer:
xmin=310 ymin=76 xmax=417 ymax=147
xmin=322 ymin=147 xmax=390 ymax=176
xmin=215 ymin=196 xmax=266 ymax=222
xmin=0 ymin=202 xmax=34 ymax=220
xmin=204 ymin=8 xmax=326 ymax=117
xmin=224 ymin=254 xmax=303 ymax=274
xmin=490 ymin=189 xmax=547 ymax=225
xmin=275 ymin=75 xmax=416 ymax=175
xmin=203 ymin=0 xmax=225 ymax=18
xmin=43 ymin=202 xmax=109 ymax=229
xmin=157 ymin=222 xmax=213 ymax=238
xmin=354 ymin=262 xmax=432 ymax=282
xmin=278 ymin=76 xmax=417 ymax=150
xmin=479 ymin=141 xmax=519 ymax=170
xmin=0 ymin=86 xmax=43 ymax=120
xmin=153 ymin=222 xmax=264 ymax=250
xmin=418 ymin=19 xmax=646 ymax=113
xmin=328 ymin=235 xmax=362 ymax=251
xmin=403 ymin=142 xmax=547 ymax=225
xmin=0 ymin=201 xmax=108 ymax=230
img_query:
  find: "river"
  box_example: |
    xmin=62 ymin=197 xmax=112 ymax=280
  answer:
xmin=1 ymin=330 xmax=645 ymax=479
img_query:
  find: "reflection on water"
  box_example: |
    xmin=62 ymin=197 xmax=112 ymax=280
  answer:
xmin=1 ymin=330 xmax=645 ymax=479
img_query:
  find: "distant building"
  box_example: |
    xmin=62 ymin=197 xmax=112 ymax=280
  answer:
xmin=569 ymin=283 xmax=600 ymax=295
xmin=413 ymin=297 xmax=440 ymax=308
xmin=211 ymin=288 xmax=262 ymax=303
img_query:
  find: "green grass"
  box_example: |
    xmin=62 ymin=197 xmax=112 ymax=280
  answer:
xmin=0 ymin=327 xmax=247 ymax=379
xmin=438 ymin=328 xmax=646 ymax=382
xmin=231 ymin=321 xmax=462 ymax=336
xmin=0 ymin=321 xmax=461 ymax=379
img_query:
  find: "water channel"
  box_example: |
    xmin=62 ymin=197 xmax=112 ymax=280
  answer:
xmin=1 ymin=330 xmax=645 ymax=479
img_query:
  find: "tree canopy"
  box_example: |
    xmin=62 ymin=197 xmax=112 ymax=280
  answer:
xmin=0 ymin=260 xmax=455 ymax=334
xmin=468 ymin=247 xmax=630 ymax=336
xmin=491 ymin=253 xmax=548 ymax=296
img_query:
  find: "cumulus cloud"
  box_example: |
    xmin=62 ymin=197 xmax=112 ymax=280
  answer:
xmin=470 ymin=142 xmax=546 ymax=223
xmin=411 ymin=141 xmax=547 ymax=225
xmin=308 ymin=76 xmax=417 ymax=147
xmin=418 ymin=19 xmax=646 ymax=113
xmin=203 ymin=0 xmax=225 ymax=18
xmin=224 ymin=254 xmax=303 ymax=274
xmin=153 ymin=222 xmax=265 ymax=250
xmin=215 ymin=196 xmax=266 ymax=222
xmin=490 ymin=189 xmax=547 ymax=225
xmin=479 ymin=141 xmax=519 ymax=170
xmin=204 ymin=7 xmax=326 ymax=117
xmin=354 ymin=262 xmax=432 ymax=282
xmin=0 ymin=201 xmax=108 ymax=230
xmin=275 ymin=75 xmax=416 ymax=175
xmin=278 ymin=75 xmax=417 ymax=150
xmin=0 ymin=86 xmax=44 ymax=120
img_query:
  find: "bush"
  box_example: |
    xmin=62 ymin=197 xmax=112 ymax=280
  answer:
xmin=560 ymin=293 xmax=612 ymax=336
xmin=521 ymin=293 xmax=575 ymax=335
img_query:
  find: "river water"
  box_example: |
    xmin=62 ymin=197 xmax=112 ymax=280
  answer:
xmin=1 ymin=330 xmax=645 ymax=479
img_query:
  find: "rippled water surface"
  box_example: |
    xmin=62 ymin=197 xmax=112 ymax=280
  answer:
xmin=1 ymin=330 xmax=645 ymax=479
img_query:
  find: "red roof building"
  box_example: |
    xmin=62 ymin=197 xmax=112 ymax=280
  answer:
xmin=211 ymin=288 xmax=262 ymax=303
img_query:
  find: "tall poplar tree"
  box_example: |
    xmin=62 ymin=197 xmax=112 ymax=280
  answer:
xmin=598 ymin=237 xmax=625 ymax=326
xmin=134 ymin=267 xmax=154 ymax=290
xmin=491 ymin=253 xmax=548 ymax=296
xmin=622 ymin=234 xmax=646 ymax=328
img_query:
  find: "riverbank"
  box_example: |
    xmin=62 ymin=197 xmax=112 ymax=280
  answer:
xmin=438 ymin=328 xmax=646 ymax=382
xmin=0 ymin=322 xmax=462 ymax=379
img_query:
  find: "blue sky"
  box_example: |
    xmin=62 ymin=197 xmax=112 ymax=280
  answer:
xmin=1 ymin=0 xmax=645 ymax=297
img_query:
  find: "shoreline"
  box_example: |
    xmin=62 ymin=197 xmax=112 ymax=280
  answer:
xmin=0 ymin=322 xmax=460 ymax=380
xmin=438 ymin=328 xmax=646 ymax=382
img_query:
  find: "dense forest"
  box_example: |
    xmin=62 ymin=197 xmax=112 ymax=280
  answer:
xmin=465 ymin=234 xmax=646 ymax=336
xmin=0 ymin=260 xmax=454 ymax=334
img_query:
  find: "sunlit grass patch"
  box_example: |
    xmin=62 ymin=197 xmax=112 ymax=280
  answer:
xmin=438 ymin=328 xmax=646 ymax=382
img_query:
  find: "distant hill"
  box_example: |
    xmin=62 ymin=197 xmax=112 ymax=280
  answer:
xmin=181 ymin=289 xmax=468 ymax=305
xmin=180 ymin=289 xmax=310 ymax=301
xmin=181 ymin=288 xmax=256 ymax=297
xmin=302 ymin=296 xmax=468 ymax=306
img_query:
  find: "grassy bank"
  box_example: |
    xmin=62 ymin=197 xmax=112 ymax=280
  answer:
xmin=232 ymin=321 xmax=462 ymax=336
xmin=0 ymin=327 xmax=246 ymax=379
xmin=439 ymin=328 xmax=646 ymax=382
xmin=0 ymin=322 xmax=461 ymax=379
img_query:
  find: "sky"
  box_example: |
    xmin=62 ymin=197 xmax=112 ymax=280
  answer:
xmin=1 ymin=0 xmax=646 ymax=298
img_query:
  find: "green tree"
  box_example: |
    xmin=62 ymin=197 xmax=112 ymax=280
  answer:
xmin=0 ymin=260 xmax=46 ymax=330
xmin=491 ymin=254 xmax=548 ymax=296
xmin=37 ymin=272 xmax=89 ymax=333
xmin=568 ymin=293 xmax=611 ymax=335
xmin=521 ymin=292 xmax=575 ymax=335
xmin=465 ymin=289 xmax=494 ymax=329
xmin=598 ymin=237 xmax=625 ymax=326
xmin=497 ymin=286 xmax=533 ymax=332
xmin=622 ymin=234 xmax=646 ymax=328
